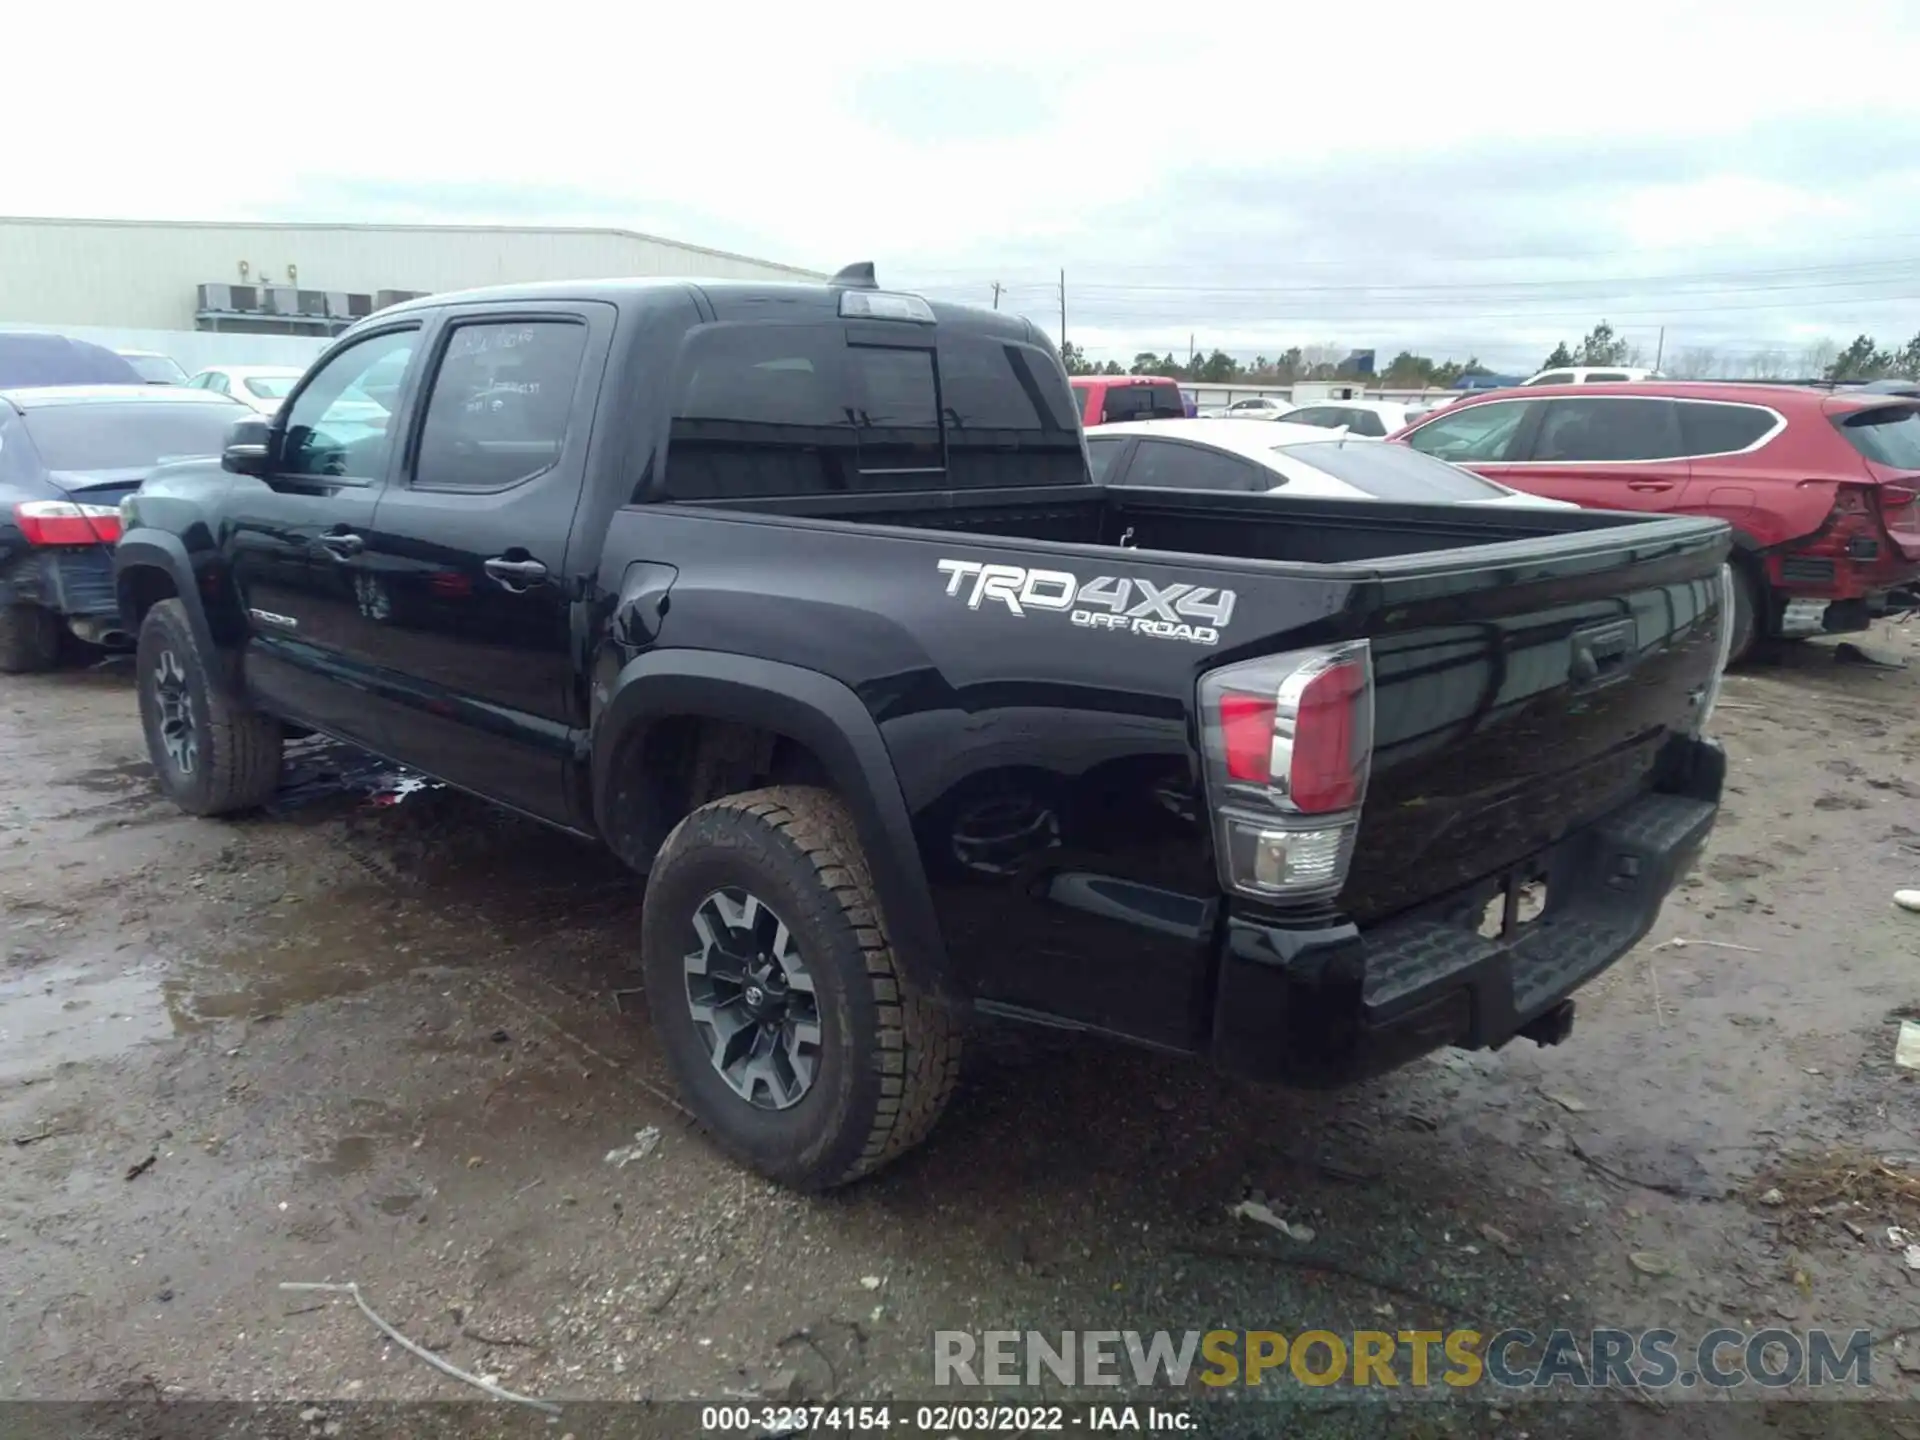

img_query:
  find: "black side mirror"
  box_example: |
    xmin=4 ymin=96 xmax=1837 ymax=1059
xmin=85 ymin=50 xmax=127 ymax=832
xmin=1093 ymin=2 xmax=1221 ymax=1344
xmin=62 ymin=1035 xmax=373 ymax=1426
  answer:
xmin=221 ymin=415 xmax=272 ymax=476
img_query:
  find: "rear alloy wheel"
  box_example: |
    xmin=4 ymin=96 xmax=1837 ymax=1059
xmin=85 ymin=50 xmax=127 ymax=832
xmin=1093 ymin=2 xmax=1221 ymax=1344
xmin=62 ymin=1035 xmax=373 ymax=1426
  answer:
xmin=136 ymin=599 xmax=284 ymax=816
xmin=0 ymin=603 xmax=63 ymax=674
xmin=685 ymin=887 xmax=823 ymax=1110
xmin=640 ymin=786 xmax=963 ymax=1190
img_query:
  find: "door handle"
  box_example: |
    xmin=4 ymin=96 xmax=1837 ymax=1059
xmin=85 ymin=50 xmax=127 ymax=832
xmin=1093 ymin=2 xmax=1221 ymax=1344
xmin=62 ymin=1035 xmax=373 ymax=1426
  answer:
xmin=484 ymin=556 xmax=549 ymax=591
xmin=1570 ymin=618 xmax=1637 ymax=687
xmin=317 ymin=532 xmax=364 ymax=557
xmin=1626 ymin=481 xmax=1674 ymax=493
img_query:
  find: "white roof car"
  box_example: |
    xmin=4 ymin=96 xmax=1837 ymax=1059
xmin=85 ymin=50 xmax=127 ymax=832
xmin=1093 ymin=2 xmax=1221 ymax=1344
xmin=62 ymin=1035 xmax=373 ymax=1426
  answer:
xmin=1086 ymin=419 xmax=1575 ymax=509
xmin=185 ymin=364 xmax=307 ymax=414
xmin=1276 ymin=399 xmax=1420 ymax=438
xmin=117 ymin=350 xmax=190 ymax=385
xmin=1199 ymin=395 xmax=1293 ymax=419
xmin=1521 ymin=366 xmax=1658 ymax=386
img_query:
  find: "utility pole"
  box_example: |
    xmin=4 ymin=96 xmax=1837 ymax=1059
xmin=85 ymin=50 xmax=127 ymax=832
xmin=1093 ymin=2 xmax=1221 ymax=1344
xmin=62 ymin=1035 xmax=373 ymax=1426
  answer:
xmin=990 ymin=281 xmax=1003 ymax=311
xmin=1654 ymin=326 xmax=1666 ymax=373
xmin=1058 ymin=270 xmax=1067 ymax=349
xmin=1188 ymin=334 xmax=1196 ymax=368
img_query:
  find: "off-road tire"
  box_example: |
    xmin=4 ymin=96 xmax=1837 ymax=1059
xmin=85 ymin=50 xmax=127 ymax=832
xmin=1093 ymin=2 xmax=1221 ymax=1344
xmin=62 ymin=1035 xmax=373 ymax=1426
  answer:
xmin=137 ymin=599 xmax=283 ymax=816
xmin=0 ymin=603 xmax=62 ymax=674
xmin=640 ymin=785 xmax=963 ymax=1190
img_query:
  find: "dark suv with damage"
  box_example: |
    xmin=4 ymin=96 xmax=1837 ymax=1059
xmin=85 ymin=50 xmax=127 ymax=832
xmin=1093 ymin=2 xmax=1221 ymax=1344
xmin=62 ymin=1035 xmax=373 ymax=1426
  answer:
xmin=113 ymin=266 xmax=1731 ymax=1189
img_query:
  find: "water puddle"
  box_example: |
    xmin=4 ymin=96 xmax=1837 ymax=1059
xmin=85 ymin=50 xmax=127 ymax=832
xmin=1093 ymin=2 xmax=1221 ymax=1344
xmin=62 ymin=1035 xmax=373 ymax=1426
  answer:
xmin=163 ymin=903 xmax=437 ymax=1028
xmin=304 ymin=1134 xmax=379 ymax=1179
xmin=0 ymin=961 xmax=175 ymax=1083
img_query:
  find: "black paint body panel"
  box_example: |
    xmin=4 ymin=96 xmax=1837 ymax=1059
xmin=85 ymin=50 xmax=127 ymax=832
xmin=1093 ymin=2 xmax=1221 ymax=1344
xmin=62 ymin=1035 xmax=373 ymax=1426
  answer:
xmin=116 ymin=277 xmax=1732 ymax=1076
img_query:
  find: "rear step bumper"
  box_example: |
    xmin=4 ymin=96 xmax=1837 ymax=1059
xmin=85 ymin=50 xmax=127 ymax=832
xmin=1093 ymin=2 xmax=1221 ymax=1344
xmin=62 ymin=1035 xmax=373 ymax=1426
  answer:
xmin=1210 ymin=737 xmax=1723 ymax=1088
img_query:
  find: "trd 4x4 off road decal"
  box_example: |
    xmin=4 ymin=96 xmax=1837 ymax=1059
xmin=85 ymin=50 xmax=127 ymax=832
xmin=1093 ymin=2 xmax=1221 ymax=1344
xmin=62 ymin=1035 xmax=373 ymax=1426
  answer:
xmin=936 ymin=559 xmax=1236 ymax=647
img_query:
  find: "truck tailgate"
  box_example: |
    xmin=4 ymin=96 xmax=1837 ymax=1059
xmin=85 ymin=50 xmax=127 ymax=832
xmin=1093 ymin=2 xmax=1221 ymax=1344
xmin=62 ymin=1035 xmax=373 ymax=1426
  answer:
xmin=1333 ymin=522 xmax=1729 ymax=923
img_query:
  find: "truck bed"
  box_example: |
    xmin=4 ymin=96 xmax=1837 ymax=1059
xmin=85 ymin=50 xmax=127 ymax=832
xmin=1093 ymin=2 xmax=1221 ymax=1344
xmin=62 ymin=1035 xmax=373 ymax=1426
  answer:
xmin=619 ymin=489 xmax=1729 ymax=964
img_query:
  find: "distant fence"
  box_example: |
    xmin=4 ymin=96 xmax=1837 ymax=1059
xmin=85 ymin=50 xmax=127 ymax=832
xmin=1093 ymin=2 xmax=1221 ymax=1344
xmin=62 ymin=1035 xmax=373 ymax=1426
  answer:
xmin=1181 ymin=382 xmax=1456 ymax=408
xmin=4 ymin=324 xmax=330 ymax=375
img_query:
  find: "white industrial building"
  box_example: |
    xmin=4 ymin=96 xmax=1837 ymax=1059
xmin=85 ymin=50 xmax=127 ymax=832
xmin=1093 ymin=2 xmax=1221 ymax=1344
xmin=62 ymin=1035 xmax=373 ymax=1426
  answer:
xmin=0 ymin=215 xmax=823 ymax=339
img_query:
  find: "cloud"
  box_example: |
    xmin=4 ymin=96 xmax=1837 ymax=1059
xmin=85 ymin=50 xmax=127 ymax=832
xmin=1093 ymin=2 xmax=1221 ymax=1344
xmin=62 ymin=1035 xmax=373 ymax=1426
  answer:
xmin=3 ymin=0 xmax=1919 ymax=370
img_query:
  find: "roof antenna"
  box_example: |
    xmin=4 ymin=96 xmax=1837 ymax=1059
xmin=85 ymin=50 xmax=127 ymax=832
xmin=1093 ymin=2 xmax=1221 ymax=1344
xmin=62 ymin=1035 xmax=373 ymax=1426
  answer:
xmin=830 ymin=262 xmax=878 ymax=290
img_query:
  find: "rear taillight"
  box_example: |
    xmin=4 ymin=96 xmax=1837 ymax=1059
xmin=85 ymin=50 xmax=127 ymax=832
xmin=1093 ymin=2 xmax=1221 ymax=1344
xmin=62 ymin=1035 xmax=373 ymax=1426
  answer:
xmin=1877 ymin=484 xmax=1919 ymax=535
xmin=14 ymin=500 xmax=121 ymax=546
xmin=1198 ymin=641 xmax=1374 ymax=902
xmin=1786 ymin=483 xmax=1887 ymax=561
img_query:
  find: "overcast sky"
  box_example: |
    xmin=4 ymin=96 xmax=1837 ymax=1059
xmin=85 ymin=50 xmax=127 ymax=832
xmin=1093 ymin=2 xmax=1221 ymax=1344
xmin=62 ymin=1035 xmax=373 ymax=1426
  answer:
xmin=10 ymin=1 xmax=1920 ymax=372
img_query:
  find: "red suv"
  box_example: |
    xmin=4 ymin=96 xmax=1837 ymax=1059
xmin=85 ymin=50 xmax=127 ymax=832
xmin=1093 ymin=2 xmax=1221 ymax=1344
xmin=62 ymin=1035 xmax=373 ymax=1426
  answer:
xmin=1393 ymin=382 xmax=1920 ymax=660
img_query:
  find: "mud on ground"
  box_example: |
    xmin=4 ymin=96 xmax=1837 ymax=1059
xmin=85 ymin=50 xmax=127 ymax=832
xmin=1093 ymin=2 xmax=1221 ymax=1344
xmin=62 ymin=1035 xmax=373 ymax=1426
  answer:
xmin=3 ymin=627 xmax=1919 ymax=1438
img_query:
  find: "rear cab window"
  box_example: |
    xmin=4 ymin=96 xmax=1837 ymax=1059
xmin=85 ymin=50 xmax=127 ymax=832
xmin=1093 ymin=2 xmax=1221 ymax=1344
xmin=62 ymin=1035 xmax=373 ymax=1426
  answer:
xmin=662 ymin=322 xmax=1086 ymax=500
xmin=1102 ymin=383 xmax=1185 ymax=424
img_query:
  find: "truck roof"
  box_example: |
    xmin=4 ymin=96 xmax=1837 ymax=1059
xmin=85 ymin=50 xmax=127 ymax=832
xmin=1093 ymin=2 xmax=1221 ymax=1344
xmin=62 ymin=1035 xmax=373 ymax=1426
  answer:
xmin=374 ymin=275 xmax=1039 ymax=345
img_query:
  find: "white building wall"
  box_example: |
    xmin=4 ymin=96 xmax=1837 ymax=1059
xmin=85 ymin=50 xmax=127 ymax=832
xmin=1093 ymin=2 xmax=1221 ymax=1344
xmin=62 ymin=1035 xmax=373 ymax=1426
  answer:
xmin=0 ymin=218 xmax=825 ymax=330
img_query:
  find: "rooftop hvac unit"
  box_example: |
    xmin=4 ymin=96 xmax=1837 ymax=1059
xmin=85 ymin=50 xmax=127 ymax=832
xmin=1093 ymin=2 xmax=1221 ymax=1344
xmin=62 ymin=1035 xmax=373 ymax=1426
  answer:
xmin=296 ymin=289 xmax=328 ymax=317
xmin=262 ymin=286 xmax=300 ymax=316
xmin=198 ymin=283 xmax=264 ymax=313
xmin=375 ymin=288 xmax=429 ymax=310
xmin=329 ymin=293 xmax=375 ymax=320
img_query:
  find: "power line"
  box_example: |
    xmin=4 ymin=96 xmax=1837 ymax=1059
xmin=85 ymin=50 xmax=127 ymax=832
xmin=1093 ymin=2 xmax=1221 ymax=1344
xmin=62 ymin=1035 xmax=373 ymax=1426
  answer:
xmin=1010 ymin=294 xmax=1920 ymax=322
xmin=889 ymin=225 xmax=1920 ymax=276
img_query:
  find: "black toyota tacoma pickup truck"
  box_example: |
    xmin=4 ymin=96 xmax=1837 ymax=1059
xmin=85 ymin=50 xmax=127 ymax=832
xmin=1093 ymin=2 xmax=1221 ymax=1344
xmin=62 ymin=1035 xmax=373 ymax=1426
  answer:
xmin=115 ymin=266 xmax=1732 ymax=1189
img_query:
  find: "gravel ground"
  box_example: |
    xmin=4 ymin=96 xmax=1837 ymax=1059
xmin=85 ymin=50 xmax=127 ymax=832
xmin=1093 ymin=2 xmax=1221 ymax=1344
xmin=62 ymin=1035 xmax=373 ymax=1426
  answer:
xmin=3 ymin=625 xmax=1919 ymax=1438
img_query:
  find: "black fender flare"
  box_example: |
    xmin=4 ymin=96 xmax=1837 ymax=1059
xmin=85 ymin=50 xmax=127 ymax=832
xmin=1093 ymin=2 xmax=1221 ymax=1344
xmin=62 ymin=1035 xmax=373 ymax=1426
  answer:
xmin=113 ymin=530 xmax=240 ymax=697
xmin=593 ymin=649 xmax=957 ymax=1003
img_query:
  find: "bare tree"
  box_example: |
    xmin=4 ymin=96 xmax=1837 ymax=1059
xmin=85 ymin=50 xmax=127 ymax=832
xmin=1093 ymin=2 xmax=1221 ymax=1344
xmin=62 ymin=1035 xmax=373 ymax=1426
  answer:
xmin=1668 ymin=346 xmax=1720 ymax=380
xmin=1794 ymin=339 xmax=1838 ymax=379
xmin=1746 ymin=348 xmax=1789 ymax=381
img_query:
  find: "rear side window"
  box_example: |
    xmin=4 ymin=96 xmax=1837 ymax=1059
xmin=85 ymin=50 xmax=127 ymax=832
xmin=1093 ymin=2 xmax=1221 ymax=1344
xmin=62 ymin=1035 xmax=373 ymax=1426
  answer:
xmin=1119 ymin=440 xmax=1263 ymax=491
xmin=413 ymin=321 xmax=587 ymax=491
xmin=1403 ymin=400 xmax=1534 ymax=462
xmin=1532 ymin=372 xmax=1574 ymax=386
xmin=1103 ymin=384 xmax=1184 ymax=423
xmin=665 ymin=323 xmax=1086 ymax=500
xmin=1530 ymin=397 xmax=1681 ymax=462
xmin=1839 ymin=404 xmax=1920 ymax=469
xmin=1285 ymin=406 xmax=1341 ymax=428
xmin=1585 ymin=372 xmax=1631 ymax=383
xmin=1086 ymin=436 xmax=1126 ymax=484
xmin=1679 ymin=402 xmax=1776 ymax=457
xmin=1320 ymin=407 xmax=1387 ymax=437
